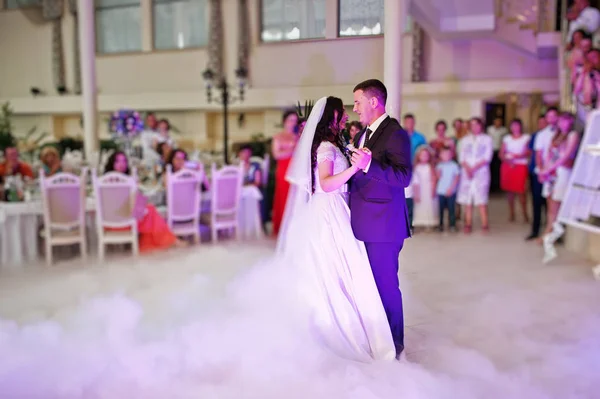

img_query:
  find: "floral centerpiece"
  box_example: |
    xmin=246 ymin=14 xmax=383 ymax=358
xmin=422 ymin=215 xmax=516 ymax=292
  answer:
xmin=109 ymin=109 xmax=144 ymax=156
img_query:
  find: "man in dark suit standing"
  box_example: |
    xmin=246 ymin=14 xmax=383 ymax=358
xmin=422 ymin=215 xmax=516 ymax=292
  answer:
xmin=349 ymin=79 xmax=412 ymax=359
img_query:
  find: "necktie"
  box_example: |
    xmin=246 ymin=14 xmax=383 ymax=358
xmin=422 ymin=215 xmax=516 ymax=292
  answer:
xmin=363 ymin=128 xmax=373 ymax=147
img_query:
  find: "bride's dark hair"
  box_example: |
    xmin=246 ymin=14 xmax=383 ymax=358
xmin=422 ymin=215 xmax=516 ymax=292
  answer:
xmin=310 ymin=96 xmax=347 ymax=193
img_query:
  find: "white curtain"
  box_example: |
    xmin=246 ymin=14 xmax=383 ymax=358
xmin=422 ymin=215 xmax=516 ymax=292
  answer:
xmin=153 ymin=0 xmax=208 ymax=49
xmin=339 ymin=0 xmax=384 ymax=36
xmin=261 ymin=0 xmax=326 ymax=41
xmin=95 ymin=0 xmax=142 ymax=53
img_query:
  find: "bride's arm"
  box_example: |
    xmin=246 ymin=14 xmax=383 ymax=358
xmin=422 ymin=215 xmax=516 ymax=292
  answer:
xmin=318 ymin=160 xmax=359 ymax=193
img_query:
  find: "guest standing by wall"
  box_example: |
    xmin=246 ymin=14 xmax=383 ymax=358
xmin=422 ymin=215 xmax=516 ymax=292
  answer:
xmin=271 ymin=110 xmax=299 ymax=236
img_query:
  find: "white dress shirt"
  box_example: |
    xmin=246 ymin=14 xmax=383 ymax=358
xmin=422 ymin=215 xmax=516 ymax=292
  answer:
xmin=486 ymin=126 xmax=508 ymax=151
xmin=533 ymin=125 xmax=556 ymax=172
xmin=359 ymin=113 xmax=388 ymax=173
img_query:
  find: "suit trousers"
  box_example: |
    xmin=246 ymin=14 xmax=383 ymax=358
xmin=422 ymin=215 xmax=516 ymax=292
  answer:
xmin=529 ymin=171 xmax=547 ymax=237
xmin=364 ymin=241 xmax=404 ymax=354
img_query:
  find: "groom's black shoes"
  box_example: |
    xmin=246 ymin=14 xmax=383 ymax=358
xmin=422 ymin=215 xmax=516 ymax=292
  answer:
xmin=395 ymin=345 xmax=405 ymax=361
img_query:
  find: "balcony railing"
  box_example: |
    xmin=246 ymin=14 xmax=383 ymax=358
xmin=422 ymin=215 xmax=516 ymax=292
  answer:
xmin=495 ymin=0 xmax=557 ymax=33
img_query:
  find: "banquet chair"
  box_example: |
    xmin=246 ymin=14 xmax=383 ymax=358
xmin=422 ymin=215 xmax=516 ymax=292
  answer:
xmin=166 ymin=164 xmax=203 ymax=243
xmin=208 ymin=163 xmax=244 ymax=242
xmin=39 ymin=168 xmax=89 ymax=266
xmin=91 ymin=168 xmax=139 ymax=261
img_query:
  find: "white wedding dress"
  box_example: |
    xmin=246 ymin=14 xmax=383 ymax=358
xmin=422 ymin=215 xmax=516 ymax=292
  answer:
xmin=282 ymin=140 xmax=396 ymax=362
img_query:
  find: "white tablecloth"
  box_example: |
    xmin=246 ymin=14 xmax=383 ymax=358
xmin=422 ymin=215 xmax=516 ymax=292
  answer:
xmin=0 ymin=200 xmax=96 ymax=270
xmin=202 ymin=185 xmax=264 ymax=240
xmin=154 ymin=185 xmax=264 ymax=240
xmin=0 ymin=185 xmax=263 ymax=269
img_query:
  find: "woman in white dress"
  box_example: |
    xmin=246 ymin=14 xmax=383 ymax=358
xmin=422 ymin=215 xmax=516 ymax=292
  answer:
xmin=457 ymin=117 xmax=494 ymax=233
xmin=278 ymin=96 xmax=396 ymax=362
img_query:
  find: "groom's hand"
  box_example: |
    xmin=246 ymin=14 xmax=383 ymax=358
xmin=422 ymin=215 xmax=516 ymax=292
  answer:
xmin=351 ymin=148 xmax=372 ymax=170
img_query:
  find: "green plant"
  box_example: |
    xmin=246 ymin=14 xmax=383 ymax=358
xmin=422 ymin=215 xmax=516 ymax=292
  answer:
xmin=0 ymin=102 xmax=16 ymax=152
xmin=0 ymin=102 xmax=14 ymax=136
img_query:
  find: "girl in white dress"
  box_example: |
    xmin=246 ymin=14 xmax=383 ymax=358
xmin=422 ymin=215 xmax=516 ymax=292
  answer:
xmin=412 ymin=145 xmax=438 ymax=228
xmin=457 ymin=117 xmax=494 ymax=233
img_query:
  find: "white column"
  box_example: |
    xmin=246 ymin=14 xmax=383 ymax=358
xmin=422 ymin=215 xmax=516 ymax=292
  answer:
xmin=383 ymin=0 xmax=407 ymax=119
xmin=78 ymin=0 xmax=99 ymax=161
xmin=141 ymin=0 xmax=153 ymax=52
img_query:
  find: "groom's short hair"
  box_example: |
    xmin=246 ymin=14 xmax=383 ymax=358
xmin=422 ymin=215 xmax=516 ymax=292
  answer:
xmin=353 ymin=79 xmax=387 ymax=106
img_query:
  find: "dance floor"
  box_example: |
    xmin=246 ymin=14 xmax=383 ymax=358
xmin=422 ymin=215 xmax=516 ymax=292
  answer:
xmin=0 ymin=199 xmax=599 ymax=398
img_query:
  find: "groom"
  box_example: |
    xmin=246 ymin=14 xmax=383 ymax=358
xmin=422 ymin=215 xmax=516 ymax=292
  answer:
xmin=349 ymin=79 xmax=412 ymax=359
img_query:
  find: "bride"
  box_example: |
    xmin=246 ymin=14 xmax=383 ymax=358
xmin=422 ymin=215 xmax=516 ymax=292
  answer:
xmin=277 ymin=96 xmax=396 ymax=362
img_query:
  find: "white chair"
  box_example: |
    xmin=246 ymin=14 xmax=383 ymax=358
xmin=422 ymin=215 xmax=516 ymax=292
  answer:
xmin=166 ymin=164 xmax=203 ymax=243
xmin=209 ymin=163 xmax=244 ymax=242
xmin=39 ymin=168 xmax=88 ymax=266
xmin=91 ymin=169 xmax=139 ymax=261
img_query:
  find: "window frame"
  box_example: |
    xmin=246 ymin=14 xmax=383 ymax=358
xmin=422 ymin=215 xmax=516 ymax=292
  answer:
xmin=94 ymin=0 xmax=143 ymax=55
xmin=151 ymin=0 xmax=209 ymax=51
xmin=336 ymin=0 xmax=385 ymax=38
xmin=258 ymin=0 xmax=327 ymax=44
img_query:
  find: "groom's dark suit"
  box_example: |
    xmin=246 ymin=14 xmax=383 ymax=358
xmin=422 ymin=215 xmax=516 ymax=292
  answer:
xmin=349 ymin=115 xmax=412 ymax=355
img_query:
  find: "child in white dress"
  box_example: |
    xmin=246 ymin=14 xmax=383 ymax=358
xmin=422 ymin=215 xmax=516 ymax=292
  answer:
xmin=457 ymin=117 xmax=494 ymax=233
xmin=412 ymin=146 xmax=438 ymax=229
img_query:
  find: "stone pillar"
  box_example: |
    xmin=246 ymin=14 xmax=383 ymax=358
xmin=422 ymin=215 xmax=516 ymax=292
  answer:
xmin=383 ymin=0 xmax=407 ymax=119
xmin=78 ymin=0 xmax=99 ymax=161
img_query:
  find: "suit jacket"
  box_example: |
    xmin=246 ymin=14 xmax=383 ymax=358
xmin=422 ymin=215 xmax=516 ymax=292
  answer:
xmin=349 ymin=116 xmax=412 ymax=243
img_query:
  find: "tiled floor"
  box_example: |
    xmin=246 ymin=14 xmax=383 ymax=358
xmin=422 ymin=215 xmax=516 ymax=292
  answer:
xmin=0 ymin=198 xmax=599 ymax=398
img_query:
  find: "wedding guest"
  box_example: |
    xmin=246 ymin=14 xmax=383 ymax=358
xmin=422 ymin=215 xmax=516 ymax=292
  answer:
xmin=403 ymin=113 xmax=427 ymax=230
xmin=411 ymin=146 xmax=438 ymax=229
xmin=452 ymin=117 xmax=467 ymax=221
xmin=238 ymin=144 xmax=266 ymax=226
xmin=566 ymin=29 xmax=590 ymax=71
xmin=39 ymin=145 xmax=62 ymax=176
xmin=238 ymin=144 xmax=262 ymax=188
xmin=539 ymin=112 xmax=580 ymax=238
xmin=104 ymin=151 xmax=186 ymax=252
xmin=436 ymin=146 xmax=460 ymax=232
xmin=145 ymin=112 xmax=158 ymax=131
xmin=487 ymin=117 xmax=508 ymax=193
xmin=429 ymin=119 xmax=455 ymax=162
xmin=0 ymin=146 xmax=34 ymax=179
xmin=570 ymin=35 xmax=593 ymax=85
xmin=141 ymin=111 xmax=160 ymax=166
xmin=525 ymin=114 xmax=548 ymax=241
xmin=166 ymin=148 xmax=211 ymax=191
xmin=157 ymin=142 xmax=173 ymax=165
xmin=153 ymin=118 xmax=176 ymax=151
xmin=566 ymin=0 xmax=600 ymax=45
xmin=457 ymin=117 xmax=494 ymax=233
xmin=402 ymin=113 xmax=427 ymax=161
xmin=499 ymin=118 xmax=531 ymax=223
xmin=155 ymin=141 xmax=173 ymax=177
xmin=573 ymin=48 xmax=600 ymax=125
xmin=452 ymin=118 xmax=467 ymax=143
xmin=348 ymin=121 xmax=363 ymax=142
xmin=297 ymin=118 xmax=307 ymax=136
xmin=271 ymin=110 xmax=299 ymax=236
